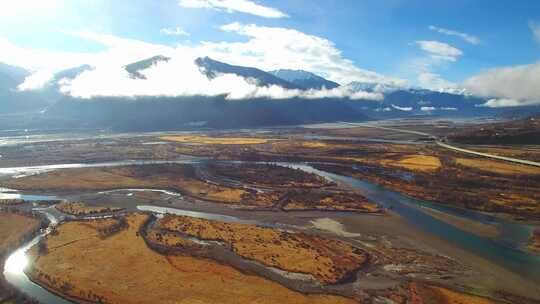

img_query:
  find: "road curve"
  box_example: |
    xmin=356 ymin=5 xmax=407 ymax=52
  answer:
xmin=341 ymin=122 xmax=540 ymax=168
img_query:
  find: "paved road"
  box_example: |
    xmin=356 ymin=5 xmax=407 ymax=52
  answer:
xmin=435 ymin=141 xmax=540 ymax=167
xmin=342 ymin=122 xmax=540 ymax=168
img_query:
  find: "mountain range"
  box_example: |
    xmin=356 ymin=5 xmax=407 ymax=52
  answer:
xmin=1 ymin=56 xmax=539 ymax=131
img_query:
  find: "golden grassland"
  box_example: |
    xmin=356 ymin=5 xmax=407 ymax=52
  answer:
xmin=301 ymin=141 xmax=330 ymax=148
xmin=0 ymin=212 xmax=41 ymax=254
xmin=269 ymin=140 xmax=361 ymax=155
xmin=282 ymin=191 xmax=381 ymax=213
xmin=2 ymin=165 xmax=247 ymax=205
xmin=28 ymin=214 xmax=356 ymax=304
xmin=158 ymin=215 xmax=367 ymax=284
xmin=160 ymin=135 xmax=274 ymax=145
xmin=455 ymin=158 xmax=540 ymax=175
xmin=55 ymin=202 xmax=123 ymax=216
xmin=408 ymin=283 xmax=494 ymax=304
xmin=0 ymin=212 xmax=43 ymax=303
xmin=381 ymin=155 xmax=442 ymax=172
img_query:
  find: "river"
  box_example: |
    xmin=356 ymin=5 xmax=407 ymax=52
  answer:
xmin=1 ymin=159 xmax=540 ymax=303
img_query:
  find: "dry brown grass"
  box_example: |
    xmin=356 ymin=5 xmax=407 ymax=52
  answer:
xmin=158 ymin=215 xmax=367 ymax=284
xmin=282 ymin=191 xmax=381 ymax=213
xmin=161 ymin=135 xmax=273 ymax=145
xmin=455 ymin=158 xmax=540 ymax=175
xmin=3 ymin=165 xmax=247 ymax=205
xmin=301 ymin=141 xmax=329 ymax=148
xmin=0 ymin=212 xmax=41 ymax=254
xmin=381 ymin=155 xmax=442 ymax=172
xmin=28 ymin=214 xmax=356 ymax=304
xmin=56 ymin=202 xmax=123 ymax=216
xmin=409 ymin=283 xmax=494 ymax=304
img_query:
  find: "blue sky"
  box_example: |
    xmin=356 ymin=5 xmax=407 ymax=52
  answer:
xmin=1 ymin=0 xmax=540 ymax=105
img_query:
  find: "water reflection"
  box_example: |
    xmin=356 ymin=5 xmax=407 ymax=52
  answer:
xmin=4 ymin=249 xmax=29 ymax=274
xmin=137 ymin=205 xmax=253 ymax=224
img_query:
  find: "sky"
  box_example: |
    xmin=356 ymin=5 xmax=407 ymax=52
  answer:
xmin=1 ymin=0 xmax=540 ymax=106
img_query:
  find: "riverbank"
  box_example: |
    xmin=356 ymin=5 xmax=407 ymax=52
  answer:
xmin=0 ymin=210 xmax=47 ymax=304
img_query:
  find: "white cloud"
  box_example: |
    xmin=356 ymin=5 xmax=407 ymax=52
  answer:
xmin=160 ymin=27 xmax=189 ymax=36
xmin=179 ymin=0 xmax=288 ymax=18
xmin=415 ymin=40 xmax=463 ymax=62
xmin=205 ymin=22 xmax=406 ymax=86
xmin=440 ymin=107 xmax=457 ymax=111
xmin=0 ymin=38 xmax=93 ymax=71
xmin=14 ymin=29 xmax=174 ymax=90
xmin=417 ymin=72 xmax=460 ymax=93
xmin=429 ymin=25 xmax=480 ymax=45
xmin=405 ymin=40 xmax=464 ymax=93
xmin=17 ymin=70 xmax=56 ymax=91
xmin=421 ymin=106 xmax=436 ymax=111
xmin=530 ymin=21 xmax=540 ymax=44
xmin=463 ymin=61 xmax=540 ymax=107
xmin=58 ymin=55 xmax=383 ymax=101
xmin=7 ymin=25 xmax=395 ymax=101
xmin=391 ymin=104 xmax=412 ymax=111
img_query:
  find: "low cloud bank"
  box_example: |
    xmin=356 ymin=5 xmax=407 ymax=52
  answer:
xmin=53 ymin=55 xmax=382 ymax=101
xmin=463 ymin=61 xmax=540 ymax=107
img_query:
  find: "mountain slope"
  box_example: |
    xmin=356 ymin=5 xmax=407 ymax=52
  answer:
xmin=269 ymin=69 xmax=339 ymax=90
xmin=45 ymin=95 xmax=368 ymax=131
xmin=0 ymin=62 xmax=30 ymax=90
xmin=125 ymin=55 xmax=170 ymax=79
xmin=0 ymin=62 xmax=53 ymax=114
xmin=195 ymin=57 xmax=301 ymax=90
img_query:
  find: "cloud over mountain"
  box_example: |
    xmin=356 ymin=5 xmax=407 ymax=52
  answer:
xmin=463 ymin=61 xmax=540 ymax=107
xmin=205 ymin=22 xmax=406 ymax=86
xmin=8 ymin=23 xmax=402 ymax=100
xmin=57 ymin=55 xmax=383 ymax=101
